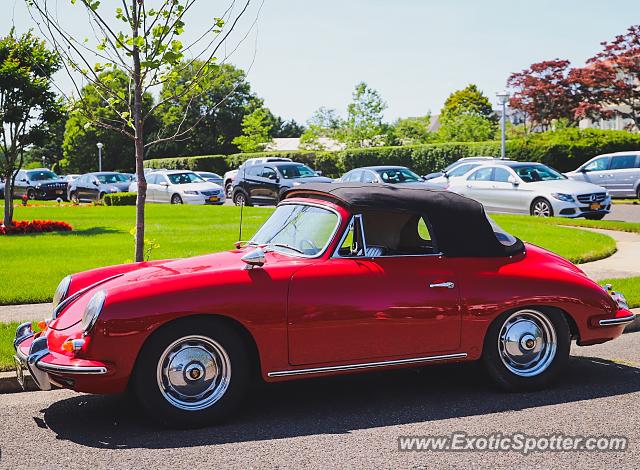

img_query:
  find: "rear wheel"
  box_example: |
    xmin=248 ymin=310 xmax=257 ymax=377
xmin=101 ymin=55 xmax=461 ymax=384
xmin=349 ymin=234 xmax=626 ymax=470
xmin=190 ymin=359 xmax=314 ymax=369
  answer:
xmin=171 ymin=194 xmax=183 ymax=205
xmin=530 ymin=198 xmax=553 ymax=217
xmin=482 ymin=308 xmax=570 ymax=391
xmin=225 ymin=182 xmax=233 ymax=199
xmin=132 ymin=318 xmax=252 ymax=428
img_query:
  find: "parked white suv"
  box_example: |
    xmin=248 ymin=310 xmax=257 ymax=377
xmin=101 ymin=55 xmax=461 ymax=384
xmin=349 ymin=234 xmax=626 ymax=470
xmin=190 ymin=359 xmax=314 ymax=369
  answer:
xmin=565 ymin=152 xmax=640 ymax=199
xmin=448 ymin=161 xmax=611 ymax=219
xmin=144 ymin=170 xmax=225 ymax=205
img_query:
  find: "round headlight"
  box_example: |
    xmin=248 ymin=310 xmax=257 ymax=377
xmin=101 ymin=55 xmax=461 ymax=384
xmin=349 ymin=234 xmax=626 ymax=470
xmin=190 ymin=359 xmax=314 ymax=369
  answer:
xmin=81 ymin=290 xmax=107 ymax=334
xmin=52 ymin=275 xmax=72 ymax=309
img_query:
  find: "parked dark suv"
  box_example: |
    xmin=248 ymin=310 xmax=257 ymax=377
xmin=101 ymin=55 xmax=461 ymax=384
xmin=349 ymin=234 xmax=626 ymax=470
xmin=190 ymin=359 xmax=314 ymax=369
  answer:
xmin=231 ymin=162 xmax=332 ymax=206
xmin=13 ymin=168 xmax=68 ymax=200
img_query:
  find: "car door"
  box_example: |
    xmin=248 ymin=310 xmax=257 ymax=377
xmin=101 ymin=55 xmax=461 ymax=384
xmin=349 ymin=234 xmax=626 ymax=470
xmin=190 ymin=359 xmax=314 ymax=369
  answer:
xmin=156 ymin=174 xmax=173 ymax=203
xmin=13 ymin=171 xmax=27 ymax=198
xmin=458 ymin=166 xmax=495 ymax=207
xmin=86 ymin=176 xmax=101 ymax=200
xmin=484 ymin=167 xmax=528 ymax=213
xmin=145 ymin=174 xmax=158 ymax=203
xmin=579 ymin=156 xmax=612 ymax=188
xmin=608 ymin=155 xmax=639 ymax=197
xmin=73 ymin=175 xmax=86 ymax=200
xmin=287 ymin=216 xmax=461 ymax=365
xmin=243 ymin=165 xmax=265 ymax=202
xmin=259 ymin=166 xmax=280 ymax=203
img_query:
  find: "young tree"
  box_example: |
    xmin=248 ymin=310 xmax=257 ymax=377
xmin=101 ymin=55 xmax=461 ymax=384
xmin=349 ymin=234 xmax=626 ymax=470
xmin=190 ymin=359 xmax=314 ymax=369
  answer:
xmin=232 ymin=107 xmax=273 ymax=152
xmin=440 ymin=84 xmax=495 ymax=122
xmin=437 ymin=113 xmax=496 ymax=142
xmin=0 ymin=29 xmax=60 ymax=227
xmin=299 ymin=107 xmax=341 ymax=150
xmin=391 ymin=115 xmax=432 ymax=145
xmin=569 ymin=25 xmax=640 ymax=129
xmin=339 ymin=82 xmax=387 ymax=148
xmin=507 ymin=59 xmax=577 ymax=130
xmin=28 ymin=0 xmax=259 ymax=261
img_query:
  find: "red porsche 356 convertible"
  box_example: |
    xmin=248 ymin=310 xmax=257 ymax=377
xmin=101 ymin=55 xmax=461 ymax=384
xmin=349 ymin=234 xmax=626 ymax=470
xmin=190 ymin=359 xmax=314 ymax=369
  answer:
xmin=14 ymin=184 xmax=634 ymax=427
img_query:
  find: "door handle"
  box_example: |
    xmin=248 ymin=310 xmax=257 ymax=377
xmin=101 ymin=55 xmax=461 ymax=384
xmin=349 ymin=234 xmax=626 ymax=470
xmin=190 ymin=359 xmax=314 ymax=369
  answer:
xmin=429 ymin=282 xmax=455 ymax=289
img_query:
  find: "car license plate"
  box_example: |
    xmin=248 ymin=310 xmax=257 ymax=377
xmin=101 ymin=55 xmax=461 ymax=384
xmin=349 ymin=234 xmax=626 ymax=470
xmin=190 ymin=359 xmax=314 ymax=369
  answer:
xmin=55 ymin=190 xmax=63 ymax=195
xmin=14 ymin=356 xmax=25 ymax=389
xmin=209 ymin=196 xmax=219 ymax=202
xmin=590 ymin=202 xmax=601 ymax=210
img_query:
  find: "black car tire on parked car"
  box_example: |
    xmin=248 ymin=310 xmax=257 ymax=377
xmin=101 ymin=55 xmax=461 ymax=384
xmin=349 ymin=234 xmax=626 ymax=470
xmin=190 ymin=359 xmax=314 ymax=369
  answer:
xmin=233 ymin=190 xmax=251 ymax=206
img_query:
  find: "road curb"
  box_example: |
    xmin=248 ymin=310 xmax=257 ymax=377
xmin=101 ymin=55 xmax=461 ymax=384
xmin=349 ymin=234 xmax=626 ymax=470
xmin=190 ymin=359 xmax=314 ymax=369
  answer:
xmin=0 ymin=371 xmax=38 ymax=394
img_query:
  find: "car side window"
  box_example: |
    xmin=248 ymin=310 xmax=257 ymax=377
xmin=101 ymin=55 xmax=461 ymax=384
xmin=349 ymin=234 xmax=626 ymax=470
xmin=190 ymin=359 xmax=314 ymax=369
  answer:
xmin=468 ymin=167 xmax=493 ymax=181
xmin=261 ymin=167 xmax=278 ymax=180
xmin=147 ymin=174 xmax=158 ymax=185
xmin=361 ymin=171 xmax=376 ymax=183
xmin=346 ymin=170 xmax=362 ymax=182
xmin=610 ymin=155 xmax=637 ymax=170
xmin=583 ymin=157 xmax=610 ymax=172
xmin=492 ymin=168 xmax=512 ymax=183
xmin=246 ymin=165 xmax=263 ymax=178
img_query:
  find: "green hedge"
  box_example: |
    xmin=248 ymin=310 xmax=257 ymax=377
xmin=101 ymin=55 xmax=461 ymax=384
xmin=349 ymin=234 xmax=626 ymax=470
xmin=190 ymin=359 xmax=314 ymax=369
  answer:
xmin=104 ymin=192 xmax=137 ymax=206
xmin=144 ymin=129 xmax=640 ymax=178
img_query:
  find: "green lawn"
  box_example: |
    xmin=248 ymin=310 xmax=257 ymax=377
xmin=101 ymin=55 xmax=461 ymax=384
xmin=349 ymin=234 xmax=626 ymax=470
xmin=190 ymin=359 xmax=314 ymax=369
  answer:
xmin=599 ymin=277 xmax=640 ymax=309
xmin=0 ymin=204 xmax=619 ymax=305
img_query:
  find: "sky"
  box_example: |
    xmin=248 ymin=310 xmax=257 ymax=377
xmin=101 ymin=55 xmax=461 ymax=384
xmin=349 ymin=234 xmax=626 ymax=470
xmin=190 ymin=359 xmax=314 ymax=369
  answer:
xmin=3 ymin=0 xmax=639 ymax=124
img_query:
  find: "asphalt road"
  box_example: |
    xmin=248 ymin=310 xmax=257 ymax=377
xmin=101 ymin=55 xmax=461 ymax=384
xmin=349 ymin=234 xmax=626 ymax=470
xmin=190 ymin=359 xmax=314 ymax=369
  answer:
xmin=609 ymin=203 xmax=640 ymax=223
xmin=1 ymin=333 xmax=639 ymax=469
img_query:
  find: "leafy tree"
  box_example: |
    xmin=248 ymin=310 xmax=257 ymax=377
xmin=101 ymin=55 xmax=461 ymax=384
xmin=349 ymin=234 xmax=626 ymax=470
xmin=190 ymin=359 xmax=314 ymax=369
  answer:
xmin=390 ymin=115 xmax=433 ymax=145
xmin=299 ymin=107 xmax=341 ymax=150
xmin=569 ymin=24 xmax=640 ymax=129
xmin=29 ymin=0 xmax=258 ymax=261
xmin=440 ymin=84 xmax=495 ymax=122
xmin=338 ymin=82 xmax=387 ymax=147
xmin=151 ymin=61 xmax=260 ymax=157
xmin=437 ymin=113 xmax=496 ymax=142
xmin=271 ymin=117 xmax=305 ymax=138
xmin=62 ymin=70 xmax=155 ymax=173
xmin=23 ymin=108 xmax=68 ymax=172
xmin=508 ymin=59 xmax=578 ymax=131
xmin=0 ymin=29 xmax=60 ymax=226
xmin=232 ymin=107 xmax=274 ymax=152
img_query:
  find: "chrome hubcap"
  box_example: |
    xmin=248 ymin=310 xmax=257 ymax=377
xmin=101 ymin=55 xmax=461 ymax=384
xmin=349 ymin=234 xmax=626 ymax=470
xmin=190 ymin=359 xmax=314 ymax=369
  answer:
xmin=156 ymin=335 xmax=231 ymax=411
xmin=533 ymin=201 xmax=550 ymax=217
xmin=498 ymin=310 xmax=557 ymax=377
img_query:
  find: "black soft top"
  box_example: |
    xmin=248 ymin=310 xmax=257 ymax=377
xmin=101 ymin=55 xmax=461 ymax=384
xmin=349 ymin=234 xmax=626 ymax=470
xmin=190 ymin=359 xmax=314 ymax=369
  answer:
xmin=283 ymin=183 xmax=525 ymax=258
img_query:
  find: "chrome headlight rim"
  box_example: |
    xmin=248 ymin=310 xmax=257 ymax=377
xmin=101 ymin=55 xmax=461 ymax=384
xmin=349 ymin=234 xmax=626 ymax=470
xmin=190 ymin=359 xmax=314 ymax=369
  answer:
xmin=52 ymin=275 xmax=72 ymax=309
xmin=81 ymin=290 xmax=107 ymax=335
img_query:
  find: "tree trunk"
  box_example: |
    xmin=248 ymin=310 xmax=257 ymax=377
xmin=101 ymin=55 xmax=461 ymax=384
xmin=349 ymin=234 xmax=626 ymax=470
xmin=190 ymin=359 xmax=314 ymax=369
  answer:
xmin=2 ymin=172 xmax=12 ymax=226
xmin=132 ymin=1 xmax=146 ymax=262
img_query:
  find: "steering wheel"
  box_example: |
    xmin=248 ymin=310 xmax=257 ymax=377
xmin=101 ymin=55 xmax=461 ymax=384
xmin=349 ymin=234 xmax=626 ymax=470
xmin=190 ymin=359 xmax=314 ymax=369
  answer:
xmin=299 ymin=239 xmax=319 ymax=254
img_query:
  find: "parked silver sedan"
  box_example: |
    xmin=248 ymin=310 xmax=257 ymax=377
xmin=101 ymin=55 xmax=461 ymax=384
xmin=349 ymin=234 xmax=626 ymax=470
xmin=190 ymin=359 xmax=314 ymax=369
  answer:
xmin=448 ymin=161 xmax=611 ymax=219
xmin=565 ymin=152 xmax=640 ymax=199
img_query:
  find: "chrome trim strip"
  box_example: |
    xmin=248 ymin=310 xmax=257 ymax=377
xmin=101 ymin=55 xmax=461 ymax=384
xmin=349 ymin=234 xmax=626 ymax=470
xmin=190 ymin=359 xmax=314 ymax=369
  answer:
xmin=267 ymin=352 xmax=468 ymax=377
xmin=38 ymin=362 xmax=108 ymax=375
xmin=250 ymin=201 xmax=342 ymax=259
xmin=53 ymin=273 xmax=123 ymax=319
xmin=599 ymin=313 xmax=637 ymax=326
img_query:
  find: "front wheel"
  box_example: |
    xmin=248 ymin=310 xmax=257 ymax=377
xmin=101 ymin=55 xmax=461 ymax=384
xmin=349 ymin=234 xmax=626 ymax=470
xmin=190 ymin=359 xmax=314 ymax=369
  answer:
xmin=482 ymin=308 xmax=570 ymax=391
xmin=69 ymin=192 xmax=79 ymax=204
xmin=132 ymin=318 xmax=252 ymax=428
xmin=530 ymin=198 xmax=553 ymax=217
xmin=233 ymin=191 xmax=251 ymax=206
xmin=171 ymin=194 xmax=183 ymax=205
xmin=27 ymin=189 xmax=36 ymax=200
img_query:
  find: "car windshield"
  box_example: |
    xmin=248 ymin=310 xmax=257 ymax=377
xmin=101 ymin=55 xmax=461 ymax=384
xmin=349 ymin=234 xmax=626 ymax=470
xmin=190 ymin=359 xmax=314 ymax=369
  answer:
xmin=27 ymin=170 xmax=58 ymax=181
xmin=97 ymin=173 xmax=128 ymax=183
xmin=277 ymin=164 xmax=317 ymax=179
xmin=167 ymin=172 xmax=205 ymax=184
xmin=250 ymin=204 xmax=339 ymax=256
xmin=375 ymin=168 xmax=422 ymax=183
xmin=514 ymin=164 xmax=566 ymax=182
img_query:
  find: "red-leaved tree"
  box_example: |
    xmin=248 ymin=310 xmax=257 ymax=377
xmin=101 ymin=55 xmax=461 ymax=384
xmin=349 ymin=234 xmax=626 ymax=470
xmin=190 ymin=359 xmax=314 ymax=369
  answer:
xmin=569 ymin=24 xmax=640 ymax=129
xmin=507 ymin=59 xmax=578 ymax=131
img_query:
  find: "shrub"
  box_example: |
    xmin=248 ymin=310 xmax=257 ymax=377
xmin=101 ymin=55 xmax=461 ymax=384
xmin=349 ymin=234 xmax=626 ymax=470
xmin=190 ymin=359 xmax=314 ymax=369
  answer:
xmin=104 ymin=192 xmax=137 ymax=206
xmin=1 ymin=220 xmax=72 ymax=235
xmin=143 ymin=129 xmax=640 ymax=177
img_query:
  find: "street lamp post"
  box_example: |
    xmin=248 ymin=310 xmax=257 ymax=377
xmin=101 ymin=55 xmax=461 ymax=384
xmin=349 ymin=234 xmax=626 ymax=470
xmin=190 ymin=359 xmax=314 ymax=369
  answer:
xmin=97 ymin=142 xmax=103 ymax=172
xmin=496 ymin=91 xmax=510 ymax=160
xmin=41 ymin=156 xmax=46 ymax=167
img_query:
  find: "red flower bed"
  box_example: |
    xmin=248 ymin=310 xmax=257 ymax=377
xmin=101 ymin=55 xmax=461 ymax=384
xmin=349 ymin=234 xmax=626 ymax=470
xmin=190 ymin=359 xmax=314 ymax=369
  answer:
xmin=0 ymin=220 xmax=73 ymax=235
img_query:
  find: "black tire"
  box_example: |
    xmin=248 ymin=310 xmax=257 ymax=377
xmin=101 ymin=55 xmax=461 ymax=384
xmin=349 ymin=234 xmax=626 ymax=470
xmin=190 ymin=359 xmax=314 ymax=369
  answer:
xmin=530 ymin=198 xmax=554 ymax=217
xmin=132 ymin=317 xmax=252 ymax=428
xmin=171 ymin=194 xmax=183 ymax=205
xmin=98 ymin=192 xmax=106 ymax=200
xmin=233 ymin=191 xmax=251 ymax=207
xmin=27 ymin=189 xmax=36 ymax=200
xmin=636 ymin=186 xmax=640 ymax=200
xmin=482 ymin=308 xmax=570 ymax=392
xmin=225 ymin=182 xmax=233 ymax=199
xmin=585 ymin=213 xmax=605 ymax=220
xmin=69 ymin=192 xmax=79 ymax=204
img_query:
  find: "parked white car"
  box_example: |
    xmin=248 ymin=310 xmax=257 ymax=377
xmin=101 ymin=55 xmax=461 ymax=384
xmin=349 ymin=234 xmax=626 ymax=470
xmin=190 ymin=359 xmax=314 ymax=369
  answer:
xmin=448 ymin=161 xmax=611 ymax=219
xmin=565 ymin=152 xmax=640 ymax=199
xmin=427 ymin=161 xmax=489 ymax=188
xmin=134 ymin=170 xmax=225 ymax=205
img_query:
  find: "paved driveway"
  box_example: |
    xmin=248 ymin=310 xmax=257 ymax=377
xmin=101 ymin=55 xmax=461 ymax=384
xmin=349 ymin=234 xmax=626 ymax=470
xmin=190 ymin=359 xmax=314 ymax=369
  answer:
xmin=609 ymin=204 xmax=640 ymax=223
xmin=1 ymin=333 xmax=639 ymax=469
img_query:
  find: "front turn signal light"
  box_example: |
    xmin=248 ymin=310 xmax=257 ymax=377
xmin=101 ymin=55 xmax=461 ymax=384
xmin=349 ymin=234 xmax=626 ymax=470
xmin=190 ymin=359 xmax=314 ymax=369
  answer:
xmin=62 ymin=338 xmax=85 ymax=353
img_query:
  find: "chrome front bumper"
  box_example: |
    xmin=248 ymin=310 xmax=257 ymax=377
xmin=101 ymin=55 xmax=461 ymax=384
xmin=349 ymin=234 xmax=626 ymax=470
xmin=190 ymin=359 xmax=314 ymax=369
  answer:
xmin=599 ymin=312 xmax=637 ymax=327
xmin=13 ymin=322 xmax=107 ymax=391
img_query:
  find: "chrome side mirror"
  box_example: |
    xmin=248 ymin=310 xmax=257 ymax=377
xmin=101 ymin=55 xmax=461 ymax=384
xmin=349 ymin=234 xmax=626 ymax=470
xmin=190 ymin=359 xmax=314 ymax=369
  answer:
xmin=241 ymin=247 xmax=266 ymax=270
